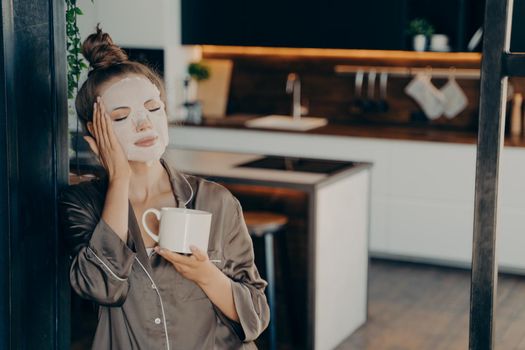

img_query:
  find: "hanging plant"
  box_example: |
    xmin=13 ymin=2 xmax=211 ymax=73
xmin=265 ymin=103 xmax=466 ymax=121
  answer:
xmin=65 ymin=0 xmax=92 ymax=176
xmin=65 ymin=0 xmax=89 ymax=99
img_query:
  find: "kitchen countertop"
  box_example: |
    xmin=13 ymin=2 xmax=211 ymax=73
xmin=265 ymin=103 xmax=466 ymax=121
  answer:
xmin=171 ymin=114 xmax=525 ymax=148
xmin=163 ymin=148 xmax=370 ymax=188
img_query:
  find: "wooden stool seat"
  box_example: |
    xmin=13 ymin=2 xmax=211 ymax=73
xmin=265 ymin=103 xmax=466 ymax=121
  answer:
xmin=243 ymin=211 xmax=288 ymax=237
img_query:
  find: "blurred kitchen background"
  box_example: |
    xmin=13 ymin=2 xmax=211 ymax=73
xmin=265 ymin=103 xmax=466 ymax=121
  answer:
xmin=68 ymin=1 xmax=525 ymax=349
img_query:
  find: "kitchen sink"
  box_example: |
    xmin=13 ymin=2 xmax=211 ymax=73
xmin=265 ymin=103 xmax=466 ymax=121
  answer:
xmin=235 ymin=155 xmax=354 ymax=175
xmin=244 ymin=115 xmax=328 ymax=131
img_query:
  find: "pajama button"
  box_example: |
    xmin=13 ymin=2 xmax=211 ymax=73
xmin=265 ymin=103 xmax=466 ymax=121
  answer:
xmin=151 ymin=284 xmax=156 ymax=289
xmin=154 ymin=318 xmax=161 ymax=324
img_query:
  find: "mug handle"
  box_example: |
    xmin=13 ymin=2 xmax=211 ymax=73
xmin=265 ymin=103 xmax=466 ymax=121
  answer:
xmin=142 ymin=208 xmax=161 ymax=243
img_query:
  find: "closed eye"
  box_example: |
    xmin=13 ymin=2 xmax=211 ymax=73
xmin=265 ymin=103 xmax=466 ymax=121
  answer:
xmin=110 ymin=106 xmax=131 ymax=122
xmin=114 ymin=115 xmax=128 ymax=122
xmin=144 ymin=98 xmax=162 ymax=112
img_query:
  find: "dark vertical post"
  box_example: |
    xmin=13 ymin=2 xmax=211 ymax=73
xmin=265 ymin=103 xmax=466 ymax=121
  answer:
xmin=0 ymin=1 xmax=13 ymax=348
xmin=0 ymin=0 xmax=69 ymax=348
xmin=469 ymin=0 xmax=513 ymax=349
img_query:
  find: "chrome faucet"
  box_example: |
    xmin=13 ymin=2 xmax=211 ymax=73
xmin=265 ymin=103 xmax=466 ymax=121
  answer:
xmin=286 ymin=73 xmax=303 ymax=120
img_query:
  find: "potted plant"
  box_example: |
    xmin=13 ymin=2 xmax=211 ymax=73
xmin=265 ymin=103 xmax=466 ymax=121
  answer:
xmin=181 ymin=61 xmax=210 ymax=124
xmin=407 ymin=18 xmax=435 ymax=52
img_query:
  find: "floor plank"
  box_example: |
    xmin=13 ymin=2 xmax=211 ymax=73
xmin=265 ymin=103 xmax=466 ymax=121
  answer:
xmin=336 ymin=259 xmax=525 ymax=350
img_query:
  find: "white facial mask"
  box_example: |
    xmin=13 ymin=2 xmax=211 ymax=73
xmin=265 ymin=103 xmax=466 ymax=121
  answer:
xmin=101 ymin=76 xmax=169 ymax=164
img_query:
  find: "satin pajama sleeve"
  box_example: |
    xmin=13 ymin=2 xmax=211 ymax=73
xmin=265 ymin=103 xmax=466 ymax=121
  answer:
xmin=215 ymin=195 xmax=271 ymax=342
xmin=59 ymin=186 xmax=137 ymax=306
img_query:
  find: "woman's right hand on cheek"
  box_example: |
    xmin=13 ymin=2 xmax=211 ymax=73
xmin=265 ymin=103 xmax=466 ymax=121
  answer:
xmin=83 ymin=97 xmax=131 ymax=182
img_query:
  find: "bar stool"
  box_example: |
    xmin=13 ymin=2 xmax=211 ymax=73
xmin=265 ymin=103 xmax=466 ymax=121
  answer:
xmin=243 ymin=211 xmax=288 ymax=350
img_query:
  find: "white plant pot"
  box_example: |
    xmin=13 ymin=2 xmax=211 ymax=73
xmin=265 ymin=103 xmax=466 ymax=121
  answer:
xmin=413 ymin=34 xmax=427 ymax=52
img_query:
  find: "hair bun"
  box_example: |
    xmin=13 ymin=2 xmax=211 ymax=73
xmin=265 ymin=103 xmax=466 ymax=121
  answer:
xmin=82 ymin=25 xmax=128 ymax=71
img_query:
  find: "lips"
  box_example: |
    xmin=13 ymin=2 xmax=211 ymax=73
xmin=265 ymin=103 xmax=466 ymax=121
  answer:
xmin=134 ymin=136 xmax=158 ymax=147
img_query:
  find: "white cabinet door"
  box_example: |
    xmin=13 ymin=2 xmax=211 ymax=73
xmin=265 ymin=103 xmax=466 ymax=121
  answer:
xmin=369 ymin=196 xmax=389 ymax=253
xmin=389 ymin=141 xmax=477 ymax=202
xmin=388 ymin=197 xmax=474 ymax=263
xmin=499 ymin=206 xmax=525 ymax=270
xmin=498 ymin=148 xmax=525 ymax=271
xmin=500 ymin=148 xmax=525 ymax=208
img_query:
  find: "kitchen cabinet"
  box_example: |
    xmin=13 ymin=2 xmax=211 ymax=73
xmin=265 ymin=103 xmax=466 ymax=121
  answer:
xmin=181 ymin=0 xmax=523 ymax=52
xmin=181 ymin=0 xmax=406 ymax=50
xmin=169 ymin=125 xmax=525 ymax=273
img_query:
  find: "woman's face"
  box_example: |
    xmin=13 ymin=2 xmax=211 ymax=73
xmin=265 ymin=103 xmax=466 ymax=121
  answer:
xmin=99 ymin=74 xmax=169 ymax=164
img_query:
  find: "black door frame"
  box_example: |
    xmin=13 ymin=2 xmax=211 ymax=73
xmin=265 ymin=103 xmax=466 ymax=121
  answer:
xmin=0 ymin=0 xmax=69 ymax=348
xmin=469 ymin=0 xmax=525 ymax=349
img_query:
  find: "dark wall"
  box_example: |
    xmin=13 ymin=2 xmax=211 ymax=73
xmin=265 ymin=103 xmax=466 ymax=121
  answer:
xmin=0 ymin=0 xmax=69 ymax=348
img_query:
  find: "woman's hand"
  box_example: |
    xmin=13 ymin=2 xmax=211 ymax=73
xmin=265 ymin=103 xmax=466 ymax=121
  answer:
xmin=156 ymin=245 xmax=240 ymax=321
xmin=83 ymin=96 xmax=130 ymax=182
xmin=155 ymin=245 xmax=217 ymax=286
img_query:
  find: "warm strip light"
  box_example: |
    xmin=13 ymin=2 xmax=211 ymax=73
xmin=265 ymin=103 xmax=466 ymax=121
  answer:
xmin=201 ymin=45 xmax=481 ymax=62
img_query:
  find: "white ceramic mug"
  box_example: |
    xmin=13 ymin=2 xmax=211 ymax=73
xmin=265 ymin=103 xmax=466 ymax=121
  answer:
xmin=142 ymin=207 xmax=212 ymax=254
xmin=430 ymin=34 xmax=449 ymax=51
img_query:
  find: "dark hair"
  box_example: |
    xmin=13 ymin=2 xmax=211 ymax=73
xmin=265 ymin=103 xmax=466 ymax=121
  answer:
xmin=75 ymin=25 xmax=166 ymax=132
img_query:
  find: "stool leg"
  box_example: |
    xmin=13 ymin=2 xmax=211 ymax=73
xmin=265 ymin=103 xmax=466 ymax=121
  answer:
xmin=278 ymin=229 xmax=298 ymax=347
xmin=264 ymin=233 xmax=277 ymax=350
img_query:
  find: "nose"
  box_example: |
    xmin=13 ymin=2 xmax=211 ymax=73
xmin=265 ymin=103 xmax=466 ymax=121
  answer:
xmin=133 ymin=111 xmax=152 ymax=132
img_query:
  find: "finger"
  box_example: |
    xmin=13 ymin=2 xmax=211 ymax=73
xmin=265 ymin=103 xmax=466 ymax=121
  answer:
xmin=190 ymin=245 xmax=208 ymax=262
xmin=155 ymin=247 xmax=175 ymax=263
xmin=157 ymin=248 xmax=190 ymax=265
xmin=83 ymin=136 xmax=100 ymax=156
xmin=91 ymin=103 xmax=99 ymax=141
xmin=101 ymin=102 xmax=119 ymax=148
xmin=94 ymin=101 xmax=105 ymax=151
xmin=99 ymin=98 xmax=112 ymax=149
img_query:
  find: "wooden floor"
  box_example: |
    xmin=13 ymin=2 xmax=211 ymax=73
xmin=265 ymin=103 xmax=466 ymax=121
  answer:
xmin=336 ymin=259 xmax=525 ymax=350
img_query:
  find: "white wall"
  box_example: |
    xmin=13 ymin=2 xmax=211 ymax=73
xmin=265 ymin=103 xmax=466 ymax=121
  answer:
xmin=77 ymin=0 xmax=165 ymax=49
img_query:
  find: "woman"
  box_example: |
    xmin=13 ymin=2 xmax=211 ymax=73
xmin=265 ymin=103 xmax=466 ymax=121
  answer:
xmin=59 ymin=27 xmax=269 ymax=349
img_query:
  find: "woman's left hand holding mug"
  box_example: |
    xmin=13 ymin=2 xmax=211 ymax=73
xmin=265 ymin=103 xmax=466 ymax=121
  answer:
xmin=155 ymin=245 xmax=217 ymax=286
xmin=156 ymin=245 xmax=240 ymax=321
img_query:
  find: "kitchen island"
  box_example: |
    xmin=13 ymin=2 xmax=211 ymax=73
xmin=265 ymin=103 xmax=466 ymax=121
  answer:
xmin=163 ymin=148 xmax=372 ymax=350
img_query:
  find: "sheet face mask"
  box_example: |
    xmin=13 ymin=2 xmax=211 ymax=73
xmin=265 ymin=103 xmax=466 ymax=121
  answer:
xmin=101 ymin=76 xmax=169 ymax=163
